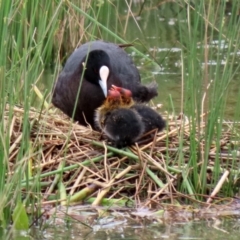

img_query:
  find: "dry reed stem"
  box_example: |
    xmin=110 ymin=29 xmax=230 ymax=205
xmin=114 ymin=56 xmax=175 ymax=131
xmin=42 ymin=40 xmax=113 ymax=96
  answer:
xmin=70 ymin=168 xmax=87 ymax=195
xmin=144 ymin=178 xmax=176 ymax=207
xmin=92 ymin=166 xmax=132 ymax=206
xmin=207 ymin=170 xmax=230 ymax=204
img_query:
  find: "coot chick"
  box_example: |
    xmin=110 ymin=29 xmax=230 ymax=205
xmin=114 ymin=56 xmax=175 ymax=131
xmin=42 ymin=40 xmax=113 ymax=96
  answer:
xmin=111 ymin=85 xmax=134 ymax=107
xmin=95 ymin=89 xmax=144 ymax=148
xmin=113 ymin=86 xmax=166 ymax=134
xmin=95 ymin=89 xmax=122 ymax=130
xmin=104 ymin=108 xmax=144 ymax=148
xmin=131 ymin=104 xmax=166 ymax=134
xmin=52 ymin=40 xmax=158 ymax=127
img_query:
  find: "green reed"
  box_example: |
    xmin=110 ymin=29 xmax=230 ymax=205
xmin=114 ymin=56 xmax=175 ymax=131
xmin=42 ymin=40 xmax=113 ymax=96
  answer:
xmin=177 ymin=1 xmax=240 ymax=198
xmin=0 ymin=0 xmax=65 ymax=230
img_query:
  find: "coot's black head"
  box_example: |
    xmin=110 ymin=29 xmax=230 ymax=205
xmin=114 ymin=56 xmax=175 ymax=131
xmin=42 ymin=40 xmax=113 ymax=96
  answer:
xmin=83 ymin=50 xmax=111 ymax=97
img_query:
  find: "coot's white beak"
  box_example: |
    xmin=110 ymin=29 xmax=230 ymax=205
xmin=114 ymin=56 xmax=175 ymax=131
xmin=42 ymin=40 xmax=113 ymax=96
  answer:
xmin=99 ymin=66 xmax=109 ymax=97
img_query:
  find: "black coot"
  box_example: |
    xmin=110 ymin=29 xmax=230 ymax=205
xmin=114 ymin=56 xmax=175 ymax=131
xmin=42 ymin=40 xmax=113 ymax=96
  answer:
xmin=52 ymin=41 xmax=158 ymax=127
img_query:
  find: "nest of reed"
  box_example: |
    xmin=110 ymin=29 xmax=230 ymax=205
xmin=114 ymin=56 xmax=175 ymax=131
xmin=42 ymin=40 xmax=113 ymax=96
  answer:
xmin=5 ymin=102 xmax=240 ymax=212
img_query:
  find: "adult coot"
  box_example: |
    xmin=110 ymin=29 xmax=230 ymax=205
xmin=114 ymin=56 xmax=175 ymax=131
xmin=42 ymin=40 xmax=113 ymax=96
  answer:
xmin=52 ymin=40 xmax=158 ymax=127
xmin=95 ymin=88 xmax=144 ymax=148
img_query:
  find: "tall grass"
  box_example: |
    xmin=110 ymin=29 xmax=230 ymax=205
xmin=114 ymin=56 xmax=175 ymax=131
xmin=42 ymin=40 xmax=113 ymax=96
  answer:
xmin=177 ymin=1 xmax=240 ymax=197
xmin=0 ymin=0 xmax=240 ymax=234
xmin=0 ymin=0 xmax=65 ymax=230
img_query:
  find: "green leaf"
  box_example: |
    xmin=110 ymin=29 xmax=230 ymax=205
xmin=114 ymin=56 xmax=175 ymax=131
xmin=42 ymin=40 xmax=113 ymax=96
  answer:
xmin=12 ymin=202 xmax=29 ymax=230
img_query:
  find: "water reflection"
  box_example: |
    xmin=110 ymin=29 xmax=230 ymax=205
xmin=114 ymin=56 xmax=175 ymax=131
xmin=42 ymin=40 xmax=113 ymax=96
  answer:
xmin=23 ymin=218 xmax=240 ymax=240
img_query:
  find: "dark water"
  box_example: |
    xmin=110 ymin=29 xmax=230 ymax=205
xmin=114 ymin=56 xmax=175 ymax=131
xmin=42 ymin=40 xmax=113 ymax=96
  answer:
xmin=34 ymin=1 xmax=240 ymax=239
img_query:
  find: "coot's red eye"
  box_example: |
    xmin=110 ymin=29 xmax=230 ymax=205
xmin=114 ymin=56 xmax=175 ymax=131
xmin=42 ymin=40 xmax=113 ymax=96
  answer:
xmin=94 ymin=68 xmax=98 ymax=73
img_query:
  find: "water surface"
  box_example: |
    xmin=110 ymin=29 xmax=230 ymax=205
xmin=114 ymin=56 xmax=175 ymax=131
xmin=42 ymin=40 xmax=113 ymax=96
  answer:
xmin=8 ymin=217 xmax=240 ymax=240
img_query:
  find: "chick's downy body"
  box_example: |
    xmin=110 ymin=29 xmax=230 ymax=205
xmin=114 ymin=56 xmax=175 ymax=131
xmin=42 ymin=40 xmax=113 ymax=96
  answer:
xmin=95 ymin=89 xmax=121 ymax=130
xmin=113 ymin=86 xmax=166 ymax=134
xmin=104 ymin=108 xmax=144 ymax=148
xmin=95 ymin=88 xmax=144 ymax=148
xmin=131 ymin=104 xmax=165 ymax=133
